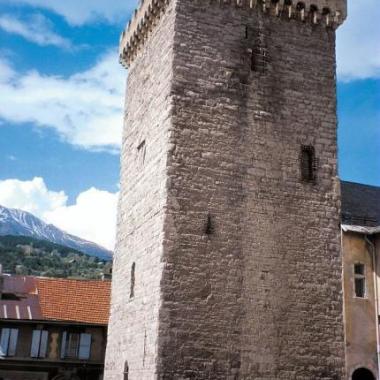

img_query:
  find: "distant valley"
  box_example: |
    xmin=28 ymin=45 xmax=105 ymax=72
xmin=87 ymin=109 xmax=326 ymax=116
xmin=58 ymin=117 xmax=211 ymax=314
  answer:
xmin=0 ymin=205 xmax=112 ymax=279
xmin=0 ymin=235 xmax=111 ymax=279
xmin=0 ymin=205 xmax=112 ymax=260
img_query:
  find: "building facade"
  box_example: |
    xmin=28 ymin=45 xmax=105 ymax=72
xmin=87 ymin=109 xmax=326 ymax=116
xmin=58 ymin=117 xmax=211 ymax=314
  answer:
xmin=0 ymin=275 xmax=110 ymax=380
xmin=341 ymin=181 xmax=380 ymax=380
xmin=106 ymin=0 xmax=348 ymax=379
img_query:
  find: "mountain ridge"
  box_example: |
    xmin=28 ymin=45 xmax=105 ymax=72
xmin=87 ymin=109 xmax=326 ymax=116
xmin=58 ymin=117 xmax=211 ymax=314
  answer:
xmin=0 ymin=205 xmax=112 ymax=260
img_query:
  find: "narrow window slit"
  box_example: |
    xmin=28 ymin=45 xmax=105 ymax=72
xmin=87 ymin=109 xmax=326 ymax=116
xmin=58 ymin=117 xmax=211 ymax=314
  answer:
xmin=205 ymin=214 xmax=214 ymax=235
xmin=130 ymin=263 xmax=136 ymax=299
xmin=124 ymin=361 xmax=129 ymax=380
xmin=137 ymin=140 xmax=146 ymax=167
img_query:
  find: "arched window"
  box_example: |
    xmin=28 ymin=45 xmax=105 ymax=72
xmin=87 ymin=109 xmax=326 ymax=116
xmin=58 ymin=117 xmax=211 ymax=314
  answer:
xmin=352 ymin=368 xmax=375 ymax=380
xmin=130 ymin=263 xmax=136 ymax=299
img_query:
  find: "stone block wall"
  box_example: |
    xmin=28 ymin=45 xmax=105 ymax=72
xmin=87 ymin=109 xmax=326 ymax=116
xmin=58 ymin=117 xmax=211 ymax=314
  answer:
xmin=104 ymin=2 xmax=176 ymax=379
xmin=158 ymin=1 xmax=345 ymax=379
xmin=106 ymin=0 xmax=346 ymax=378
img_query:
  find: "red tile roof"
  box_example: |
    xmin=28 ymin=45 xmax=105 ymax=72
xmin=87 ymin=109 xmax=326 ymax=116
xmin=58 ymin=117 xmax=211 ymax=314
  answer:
xmin=36 ymin=277 xmax=111 ymax=325
xmin=1 ymin=275 xmax=111 ymax=325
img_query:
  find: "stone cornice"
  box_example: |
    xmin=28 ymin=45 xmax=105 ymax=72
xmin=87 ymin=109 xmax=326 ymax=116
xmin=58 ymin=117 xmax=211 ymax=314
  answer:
xmin=119 ymin=0 xmax=347 ymax=68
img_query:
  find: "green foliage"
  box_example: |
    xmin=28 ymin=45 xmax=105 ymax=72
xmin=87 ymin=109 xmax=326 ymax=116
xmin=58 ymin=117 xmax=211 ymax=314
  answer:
xmin=0 ymin=235 xmax=112 ymax=280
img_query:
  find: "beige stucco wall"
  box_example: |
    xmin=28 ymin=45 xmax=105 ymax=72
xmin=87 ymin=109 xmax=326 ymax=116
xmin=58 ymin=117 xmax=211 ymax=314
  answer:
xmin=343 ymin=231 xmax=378 ymax=379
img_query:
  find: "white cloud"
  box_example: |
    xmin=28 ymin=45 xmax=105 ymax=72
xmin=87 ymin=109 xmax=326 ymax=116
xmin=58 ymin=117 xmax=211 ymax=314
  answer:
xmin=337 ymin=0 xmax=380 ymax=81
xmin=6 ymin=0 xmax=379 ymax=82
xmin=0 ymin=51 xmax=125 ymax=151
xmin=0 ymin=177 xmax=67 ymax=217
xmin=6 ymin=0 xmax=138 ymax=26
xmin=45 ymin=187 xmax=118 ymax=251
xmin=0 ymin=177 xmax=118 ymax=250
xmin=0 ymin=13 xmax=71 ymax=48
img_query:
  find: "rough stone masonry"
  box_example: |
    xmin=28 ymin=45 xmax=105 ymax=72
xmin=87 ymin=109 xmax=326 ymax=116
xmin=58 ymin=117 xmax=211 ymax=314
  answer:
xmin=105 ymin=0 xmax=348 ymax=379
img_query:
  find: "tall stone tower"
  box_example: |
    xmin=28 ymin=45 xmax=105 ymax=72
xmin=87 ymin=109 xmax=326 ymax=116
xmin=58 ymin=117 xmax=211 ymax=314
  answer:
xmin=105 ymin=0 xmax=348 ymax=379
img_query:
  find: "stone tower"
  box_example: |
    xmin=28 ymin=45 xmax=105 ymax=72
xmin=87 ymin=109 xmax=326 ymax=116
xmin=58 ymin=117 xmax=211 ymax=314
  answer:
xmin=105 ymin=0 xmax=348 ymax=379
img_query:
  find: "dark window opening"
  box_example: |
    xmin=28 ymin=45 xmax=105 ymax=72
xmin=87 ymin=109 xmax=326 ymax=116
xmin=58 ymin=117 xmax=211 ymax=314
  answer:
xmin=137 ymin=140 xmax=146 ymax=167
xmin=60 ymin=332 xmax=92 ymax=360
xmin=322 ymin=7 xmax=331 ymax=25
xmin=1 ymin=293 xmax=20 ymax=301
xmin=322 ymin=7 xmax=331 ymax=15
xmin=245 ymin=25 xmax=249 ymax=39
xmin=300 ymin=145 xmax=317 ymax=183
xmin=130 ymin=263 xmax=136 ymax=299
xmin=137 ymin=140 xmax=145 ymax=151
xmin=354 ymin=263 xmax=365 ymax=275
xmin=205 ymin=214 xmax=214 ymax=235
xmin=352 ymin=368 xmax=375 ymax=380
xmin=284 ymin=0 xmax=292 ymax=5
xmin=310 ymin=4 xmax=318 ymax=12
xmin=310 ymin=5 xmax=318 ymax=22
xmin=296 ymin=2 xmax=305 ymax=10
xmin=124 ymin=361 xmax=129 ymax=380
xmin=296 ymin=1 xmax=306 ymax=20
xmin=354 ymin=263 xmax=366 ymax=298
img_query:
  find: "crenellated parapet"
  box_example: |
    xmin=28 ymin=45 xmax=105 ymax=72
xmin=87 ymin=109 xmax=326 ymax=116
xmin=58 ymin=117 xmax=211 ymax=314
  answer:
xmin=119 ymin=0 xmax=347 ymax=68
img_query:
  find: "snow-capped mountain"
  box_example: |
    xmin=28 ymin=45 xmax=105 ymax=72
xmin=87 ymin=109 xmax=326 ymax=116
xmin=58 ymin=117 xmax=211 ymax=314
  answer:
xmin=0 ymin=205 xmax=112 ymax=260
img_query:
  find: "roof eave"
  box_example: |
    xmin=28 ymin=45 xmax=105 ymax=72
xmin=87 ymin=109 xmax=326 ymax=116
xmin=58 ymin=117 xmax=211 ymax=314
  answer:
xmin=341 ymin=224 xmax=380 ymax=235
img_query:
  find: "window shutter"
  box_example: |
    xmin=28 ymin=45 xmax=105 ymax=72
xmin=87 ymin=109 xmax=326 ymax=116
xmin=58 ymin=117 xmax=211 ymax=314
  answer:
xmin=0 ymin=328 xmax=10 ymax=356
xmin=78 ymin=333 xmax=92 ymax=360
xmin=8 ymin=329 xmax=18 ymax=356
xmin=31 ymin=330 xmax=41 ymax=357
xmin=60 ymin=331 xmax=67 ymax=359
xmin=39 ymin=330 xmax=48 ymax=358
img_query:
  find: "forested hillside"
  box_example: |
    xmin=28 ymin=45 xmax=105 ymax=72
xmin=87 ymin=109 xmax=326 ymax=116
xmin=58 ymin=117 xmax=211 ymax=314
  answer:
xmin=0 ymin=235 xmax=111 ymax=279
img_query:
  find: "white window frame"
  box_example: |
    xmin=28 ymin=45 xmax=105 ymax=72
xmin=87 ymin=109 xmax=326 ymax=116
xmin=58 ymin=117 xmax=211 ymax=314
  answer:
xmin=0 ymin=328 xmax=18 ymax=357
xmin=30 ymin=330 xmax=48 ymax=358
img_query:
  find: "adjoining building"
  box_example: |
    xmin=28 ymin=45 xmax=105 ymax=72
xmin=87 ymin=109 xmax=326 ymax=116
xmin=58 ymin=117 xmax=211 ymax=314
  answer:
xmin=341 ymin=181 xmax=380 ymax=380
xmin=0 ymin=274 xmax=111 ymax=380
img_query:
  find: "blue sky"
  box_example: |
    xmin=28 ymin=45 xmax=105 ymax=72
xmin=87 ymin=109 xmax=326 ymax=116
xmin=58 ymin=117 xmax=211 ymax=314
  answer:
xmin=0 ymin=0 xmax=379 ymax=249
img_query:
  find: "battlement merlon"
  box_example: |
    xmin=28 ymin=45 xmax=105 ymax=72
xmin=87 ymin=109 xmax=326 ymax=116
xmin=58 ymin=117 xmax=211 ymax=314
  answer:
xmin=119 ymin=0 xmax=347 ymax=68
